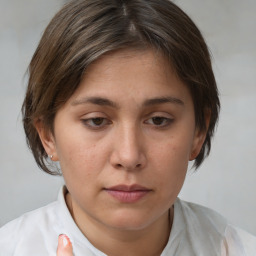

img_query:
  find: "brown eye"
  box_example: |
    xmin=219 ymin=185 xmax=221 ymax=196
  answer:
xmin=152 ymin=117 xmax=166 ymax=125
xmin=145 ymin=116 xmax=173 ymax=127
xmin=82 ymin=117 xmax=111 ymax=129
xmin=92 ymin=118 xmax=104 ymax=126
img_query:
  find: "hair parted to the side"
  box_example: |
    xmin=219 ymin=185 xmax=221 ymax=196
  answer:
xmin=22 ymin=0 xmax=220 ymax=175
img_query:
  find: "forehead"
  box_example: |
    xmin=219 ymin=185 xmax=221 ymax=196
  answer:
xmin=85 ymin=48 xmax=174 ymax=81
xmin=61 ymin=50 xmax=193 ymax=114
xmin=69 ymin=49 xmax=191 ymax=104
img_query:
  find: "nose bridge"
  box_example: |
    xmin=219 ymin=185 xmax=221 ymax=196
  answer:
xmin=122 ymin=123 xmax=139 ymax=154
xmin=111 ymin=122 xmax=145 ymax=170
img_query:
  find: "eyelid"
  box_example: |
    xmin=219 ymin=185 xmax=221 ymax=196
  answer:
xmin=80 ymin=112 xmax=112 ymax=130
xmin=80 ymin=111 xmax=108 ymax=118
xmin=145 ymin=111 xmax=174 ymax=119
xmin=144 ymin=112 xmax=174 ymax=127
xmin=145 ymin=117 xmax=173 ymax=124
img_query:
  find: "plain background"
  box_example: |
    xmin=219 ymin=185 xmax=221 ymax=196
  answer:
xmin=0 ymin=0 xmax=255 ymax=235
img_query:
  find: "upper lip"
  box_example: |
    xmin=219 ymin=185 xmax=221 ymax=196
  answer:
xmin=105 ymin=184 xmax=151 ymax=192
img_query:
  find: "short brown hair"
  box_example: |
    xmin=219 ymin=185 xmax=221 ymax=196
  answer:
xmin=22 ymin=0 xmax=220 ymax=175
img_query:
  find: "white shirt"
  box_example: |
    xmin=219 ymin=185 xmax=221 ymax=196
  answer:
xmin=0 ymin=186 xmax=255 ymax=256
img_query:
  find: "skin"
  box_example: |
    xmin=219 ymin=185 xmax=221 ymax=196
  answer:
xmin=37 ymin=49 xmax=207 ymax=256
xmin=57 ymin=235 xmax=73 ymax=256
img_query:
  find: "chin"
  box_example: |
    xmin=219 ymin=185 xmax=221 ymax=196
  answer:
xmin=101 ymin=210 xmax=156 ymax=231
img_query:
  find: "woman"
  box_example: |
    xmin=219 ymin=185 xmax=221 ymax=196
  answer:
xmin=0 ymin=0 xmax=255 ymax=255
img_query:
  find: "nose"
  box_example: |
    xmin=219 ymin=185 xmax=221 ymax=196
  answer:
xmin=110 ymin=124 xmax=146 ymax=171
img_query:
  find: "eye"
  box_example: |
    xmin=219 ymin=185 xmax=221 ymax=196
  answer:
xmin=145 ymin=116 xmax=173 ymax=127
xmin=82 ymin=117 xmax=111 ymax=129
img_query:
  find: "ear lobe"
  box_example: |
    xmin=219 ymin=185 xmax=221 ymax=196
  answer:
xmin=34 ymin=119 xmax=58 ymax=161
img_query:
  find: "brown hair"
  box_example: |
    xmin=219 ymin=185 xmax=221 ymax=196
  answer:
xmin=22 ymin=0 xmax=220 ymax=175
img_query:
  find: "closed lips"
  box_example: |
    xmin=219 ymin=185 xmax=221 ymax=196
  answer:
xmin=104 ymin=184 xmax=152 ymax=203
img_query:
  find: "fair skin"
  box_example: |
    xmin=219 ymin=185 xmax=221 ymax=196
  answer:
xmin=37 ymin=49 xmax=207 ymax=256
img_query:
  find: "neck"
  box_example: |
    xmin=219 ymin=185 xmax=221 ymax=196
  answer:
xmin=66 ymin=193 xmax=173 ymax=256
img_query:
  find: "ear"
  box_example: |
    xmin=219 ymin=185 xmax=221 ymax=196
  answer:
xmin=34 ymin=119 xmax=59 ymax=161
xmin=189 ymin=111 xmax=211 ymax=161
xmin=189 ymin=129 xmax=206 ymax=161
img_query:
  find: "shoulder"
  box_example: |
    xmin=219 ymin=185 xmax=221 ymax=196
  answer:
xmin=222 ymin=225 xmax=256 ymax=256
xmin=0 ymin=201 xmax=60 ymax=256
xmin=0 ymin=199 xmax=60 ymax=231
xmin=176 ymin=199 xmax=256 ymax=255
xmin=177 ymin=199 xmax=227 ymax=234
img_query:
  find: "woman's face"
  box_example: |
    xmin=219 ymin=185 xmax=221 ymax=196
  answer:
xmin=39 ymin=49 xmax=206 ymax=231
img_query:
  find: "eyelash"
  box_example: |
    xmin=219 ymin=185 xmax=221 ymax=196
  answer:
xmin=81 ymin=116 xmax=174 ymax=130
xmin=81 ymin=117 xmax=111 ymax=130
xmin=145 ymin=116 xmax=174 ymax=127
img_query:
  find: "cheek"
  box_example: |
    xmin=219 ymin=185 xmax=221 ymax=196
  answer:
xmin=152 ymin=138 xmax=191 ymax=188
xmin=56 ymin=135 xmax=102 ymax=181
xmin=159 ymin=137 xmax=192 ymax=165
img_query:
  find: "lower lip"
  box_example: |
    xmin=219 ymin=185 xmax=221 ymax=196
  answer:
xmin=105 ymin=190 xmax=150 ymax=203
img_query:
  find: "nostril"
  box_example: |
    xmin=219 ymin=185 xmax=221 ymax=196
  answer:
xmin=114 ymin=163 xmax=142 ymax=170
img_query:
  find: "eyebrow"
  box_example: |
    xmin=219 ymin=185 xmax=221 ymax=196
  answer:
xmin=143 ymin=97 xmax=184 ymax=107
xmin=71 ymin=97 xmax=118 ymax=108
xmin=71 ymin=96 xmax=184 ymax=108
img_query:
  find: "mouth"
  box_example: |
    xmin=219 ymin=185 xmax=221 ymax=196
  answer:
xmin=104 ymin=184 xmax=152 ymax=203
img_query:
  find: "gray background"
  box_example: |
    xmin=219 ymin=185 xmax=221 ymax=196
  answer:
xmin=0 ymin=0 xmax=255 ymax=235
